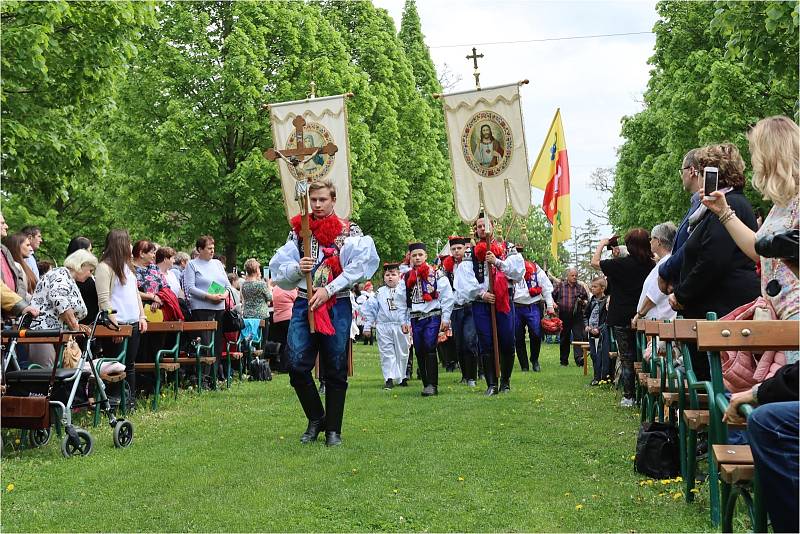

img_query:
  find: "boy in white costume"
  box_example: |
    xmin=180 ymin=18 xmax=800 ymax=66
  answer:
xmin=362 ymin=262 xmax=411 ymax=389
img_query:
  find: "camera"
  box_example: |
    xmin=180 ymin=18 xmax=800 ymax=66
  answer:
xmin=703 ymin=166 xmax=719 ymax=197
xmin=755 ymin=228 xmax=798 ymax=262
xmin=605 ymin=235 xmax=619 ymax=251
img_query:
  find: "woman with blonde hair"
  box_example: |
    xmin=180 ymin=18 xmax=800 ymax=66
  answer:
xmin=703 ymin=116 xmax=799 ymax=323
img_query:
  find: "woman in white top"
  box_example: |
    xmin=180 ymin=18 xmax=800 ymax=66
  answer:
xmin=156 ymin=246 xmax=184 ymax=299
xmin=632 ymin=222 xmax=678 ymax=327
xmin=96 ymin=229 xmax=147 ymax=402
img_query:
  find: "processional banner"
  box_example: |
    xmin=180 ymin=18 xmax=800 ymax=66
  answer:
xmin=269 ymin=94 xmax=352 ymax=222
xmin=441 ymin=82 xmax=531 ymax=222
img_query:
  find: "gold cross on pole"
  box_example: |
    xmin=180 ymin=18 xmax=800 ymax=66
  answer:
xmin=264 ymin=115 xmax=338 ymax=334
xmin=466 ymin=47 xmax=484 ymax=90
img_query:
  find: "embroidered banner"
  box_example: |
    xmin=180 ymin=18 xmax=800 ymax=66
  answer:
xmin=440 ymin=82 xmax=531 ymax=222
xmin=269 ymin=94 xmax=352 ymax=221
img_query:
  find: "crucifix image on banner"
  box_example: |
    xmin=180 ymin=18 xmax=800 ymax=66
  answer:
xmin=267 ymin=94 xmax=353 ymax=222
xmin=440 ymin=81 xmax=531 ymax=223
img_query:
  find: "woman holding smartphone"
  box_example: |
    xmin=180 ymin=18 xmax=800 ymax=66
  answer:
xmin=669 ymin=143 xmax=760 ymax=380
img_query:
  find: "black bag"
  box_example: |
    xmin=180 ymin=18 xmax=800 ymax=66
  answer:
xmin=248 ymin=358 xmax=273 ymax=381
xmin=221 ymin=296 xmax=245 ymax=333
xmin=634 ymin=422 xmax=680 ymax=479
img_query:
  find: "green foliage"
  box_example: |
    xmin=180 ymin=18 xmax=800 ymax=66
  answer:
xmin=499 ymin=209 xmax=568 ymax=275
xmin=108 ymin=0 xmax=371 ymax=268
xmin=397 ymin=0 xmax=457 ymax=249
xmin=610 ymin=0 xmax=797 ymax=233
xmin=0 ymin=0 xmax=156 ymax=260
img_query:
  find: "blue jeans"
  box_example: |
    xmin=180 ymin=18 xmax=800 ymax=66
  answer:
xmin=451 ymin=306 xmax=479 ymax=380
xmin=588 ymin=325 xmax=611 ymax=381
xmin=747 ymin=401 xmax=799 ymax=533
xmin=287 ymin=296 xmax=352 ymax=392
xmin=411 ymin=314 xmax=441 ymax=387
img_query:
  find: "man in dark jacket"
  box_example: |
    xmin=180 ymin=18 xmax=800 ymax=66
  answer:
xmin=725 ymin=363 xmax=798 ymax=533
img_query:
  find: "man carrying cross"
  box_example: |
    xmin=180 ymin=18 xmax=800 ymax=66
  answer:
xmin=269 ymin=180 xmax=378 ymax=447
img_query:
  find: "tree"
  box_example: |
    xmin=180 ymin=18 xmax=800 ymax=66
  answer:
xmin=398 ymin=0 xmax=457 ymax=244
xmin=108 ymin=0 xmax=370 ymax=269
xmin=610 ymin=1 xmax=797 ymax=234
xmin=569 ymin=219 xmax=601 ymax=282
xmin=580 ymin=167 xmax=614 ymax=224
xmin=497 ymin=209 xmax=567 ymax=276
xmin=1 ymin=0 xmax=156 ymax=259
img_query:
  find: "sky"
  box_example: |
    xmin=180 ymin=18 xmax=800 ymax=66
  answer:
xmin=373 ymin=0 xmax=659 ymax=249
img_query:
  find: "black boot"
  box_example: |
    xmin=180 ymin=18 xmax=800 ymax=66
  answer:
xmin=425 ymin=351 xmax=439 ymax=391
xmin=499 ymin=353 xmax=513 ymax=393
xmin=324 ymin=386 xmax=347 ymax=447
xmin=294 ymin=383 xmax=325 ymax=444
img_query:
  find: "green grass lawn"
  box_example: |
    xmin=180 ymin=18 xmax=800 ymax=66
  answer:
xmin=1 ymin=343 xmax=714 ymax=532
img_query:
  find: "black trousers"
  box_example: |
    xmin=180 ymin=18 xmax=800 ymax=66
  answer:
xmin=559 ymin=312 xmax=586 ymax=365
xmin=101 ymin=322 xmax=141 ymax=400
xmin=191 ymin=309 xmax=225 ymax=379
xmin=268 ymin=319 xmax=290 ymax=371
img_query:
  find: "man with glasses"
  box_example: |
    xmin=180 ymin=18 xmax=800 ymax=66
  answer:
xmin=657 ymin=149 xmax=703 ymax=294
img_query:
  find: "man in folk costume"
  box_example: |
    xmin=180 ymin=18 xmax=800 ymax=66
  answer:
xmin=269 ymin=180 xmax=379 ymax=447
xmin=361 ymin=262 xmax=411 ymax=390
xmin=512 ymin=245 xmax=554 ymax=372
xmin=456 ymin=215 xmax=525 ymax=395
xmin=443 ymin=236 xmax=480 ymax=386
xmin=403 ymin=242 xmax=455 ymax=397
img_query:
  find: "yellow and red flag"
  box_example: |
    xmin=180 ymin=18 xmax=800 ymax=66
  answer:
xmin=530 ymin=109 xmax=570 ymax=258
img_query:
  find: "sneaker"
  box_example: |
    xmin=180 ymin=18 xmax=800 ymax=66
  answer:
xmin=620 ymin=397 xmax=635 ymax=408
xmin=384 ymin=379 xmax=394 ymax=390
xmin=590 ymin=380 xmax=599 ymax=386
xmin=421 ymin=385 xmax=437 ymax=397
xmin=467 ymin=379 xmax=477 ymax=387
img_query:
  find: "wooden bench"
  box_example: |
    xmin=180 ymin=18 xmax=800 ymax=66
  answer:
xmin=697 ymin=318 xmax=798 ymax=530
xmin=134 ymin=321 xmax=183 ymax=411
xmin=179 ymin=321 xmax=219 ymax=391
xmin=571 ymin=341 xmax=590 ymax=376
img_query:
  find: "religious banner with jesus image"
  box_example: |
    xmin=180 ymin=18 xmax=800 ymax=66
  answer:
xmin=268 ymin=94 xmax=353 ymax=221
xmin=441 ymin=82 xmax=530 ymax=222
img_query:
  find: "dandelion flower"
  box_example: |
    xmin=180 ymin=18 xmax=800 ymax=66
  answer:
xmin=575 ymin=504 xmax=584 ymax=511
xmin=458 ymin=476 xmax=465 ymax=482
xmin=564 ymin=492 xmax=572 ymax=496
xmin=690 ymin=488 xmax=700 ymax=494
xmin=672 ymin=492 xmax=683 ymax=500
xmin=6 ymin=484 xmax=14 ymax=492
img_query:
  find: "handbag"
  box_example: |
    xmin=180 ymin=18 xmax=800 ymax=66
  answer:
xmin=1 ymin=363 xmax=57 ymax=430
xmin=221 ymin=293 xmax=245 ymax=334
xmin=719 ymin=297 xmax=785 ymax=393
xmin=61 ymin=336 xmax=83 ymax=368
xmin=634 ymin=422 xmax=680 ymax=479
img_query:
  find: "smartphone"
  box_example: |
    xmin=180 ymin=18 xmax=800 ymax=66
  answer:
xmin=703 ymin=166 xmax=719 ymax=196
xmin=262 ymin=266 xmax=270 ymax=280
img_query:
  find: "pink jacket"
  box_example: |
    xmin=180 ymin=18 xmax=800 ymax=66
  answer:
xmin=720 ymin=297 xmax=786 ymax=393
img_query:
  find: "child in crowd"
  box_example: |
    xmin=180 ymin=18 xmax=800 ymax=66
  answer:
xmin=361 ymin=263 xmax=411 ymax=389
xmin=585 ymin=276 xmax=611 ymax=385
xmin=404 ymin=242 xmax=454 ymax=397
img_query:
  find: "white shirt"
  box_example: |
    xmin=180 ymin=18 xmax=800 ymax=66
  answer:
xmin=455 ymin=250 xmax=525 ymax=303
xmin=361 ymin=284 xmax=410 ymax=330
xmin=513 ymin=264 xmax=554 ymax=308
xmin=637 ymin=254 xmax=676 ymax=321
xmin=112 ymin=265 xmax=141 ymax=324
xmin=269 ymin=220 xmax=379 ymax=296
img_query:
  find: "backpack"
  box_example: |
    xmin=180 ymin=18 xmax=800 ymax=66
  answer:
xmin=634 ymin=422 xmax=680 ymax=479
xmin=248 ymin=358 xmax=272 ymax=381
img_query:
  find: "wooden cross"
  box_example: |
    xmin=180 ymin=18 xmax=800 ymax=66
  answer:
xmin=466 ymin=47 xmax=484 ymax=89
xmin=264 ymin=115 xmax=338 ymax=334
xmin=264 ymin=115 xmax=338 ymax=169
